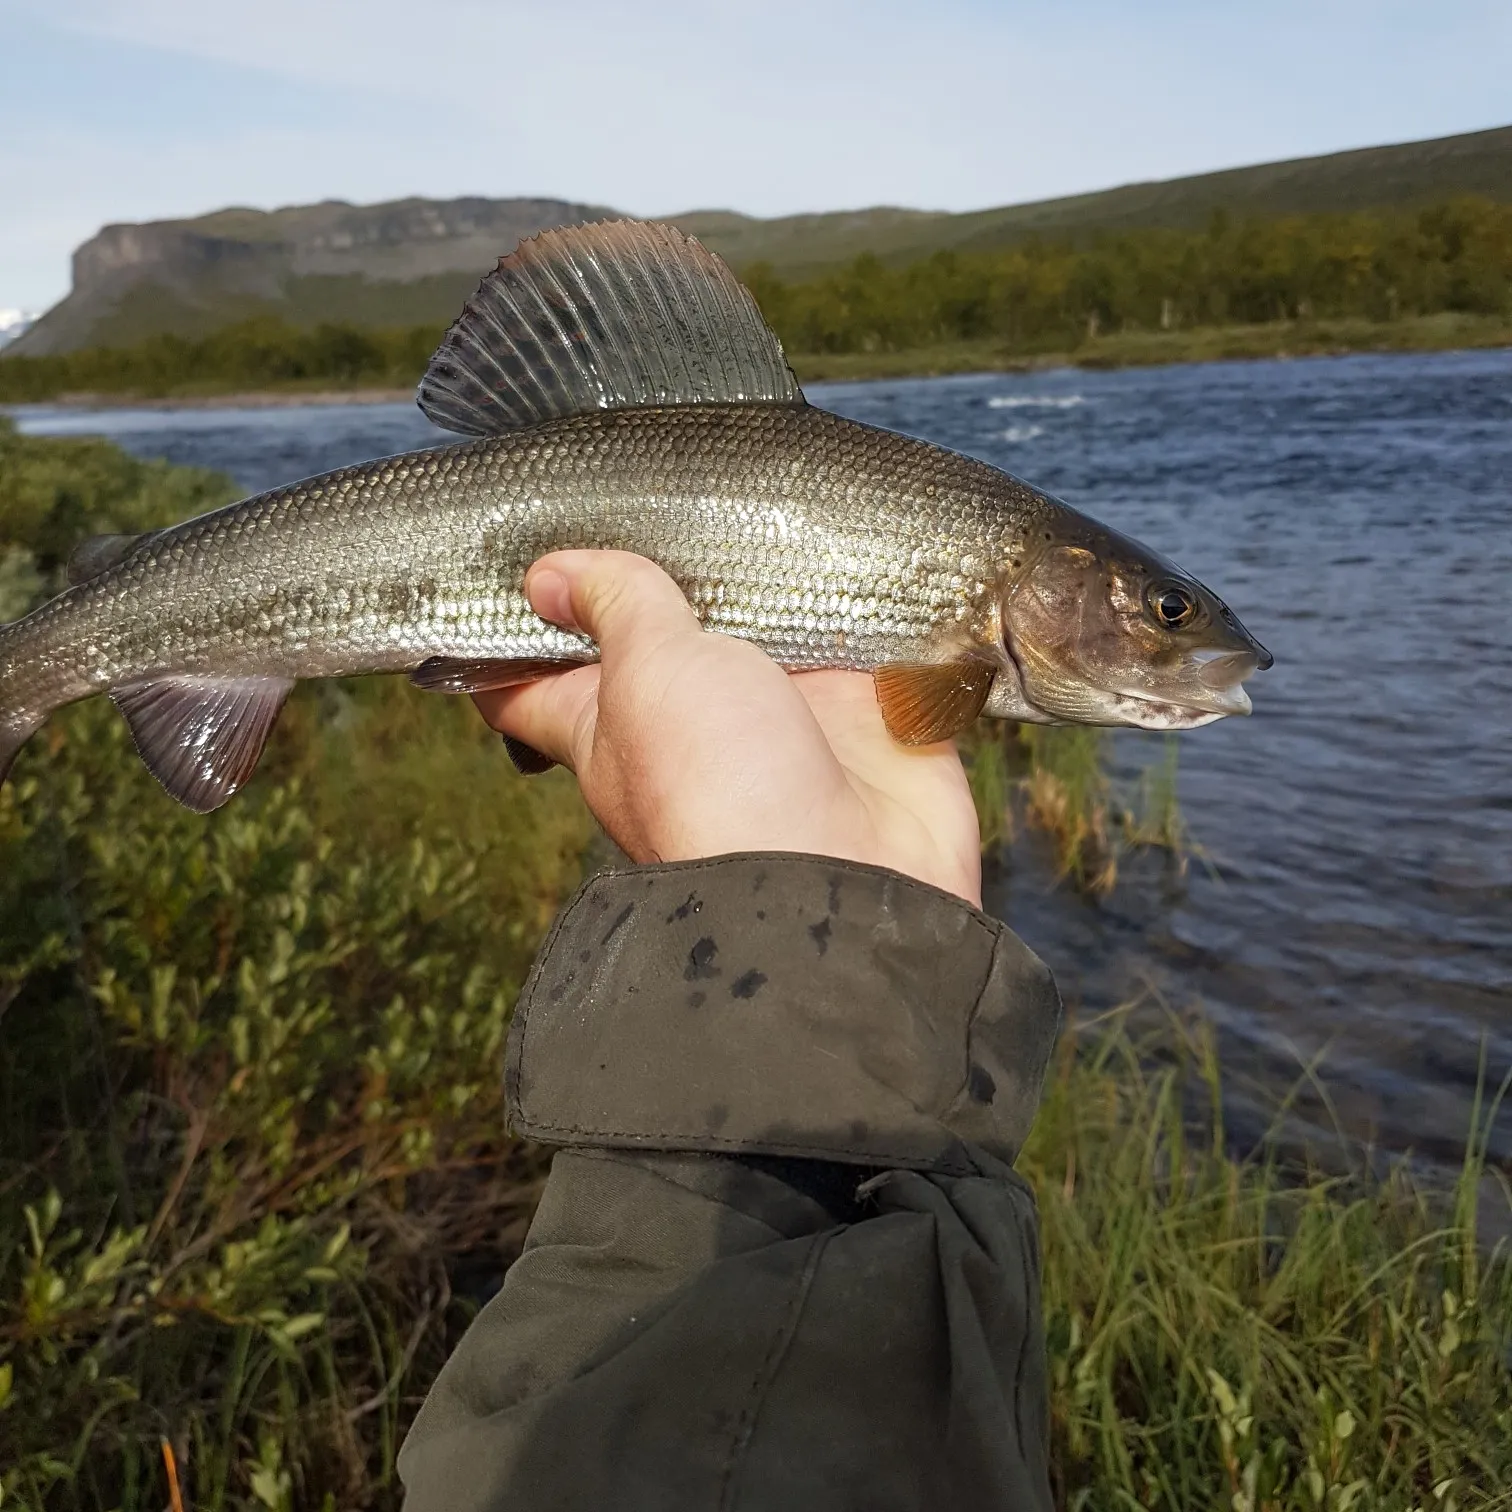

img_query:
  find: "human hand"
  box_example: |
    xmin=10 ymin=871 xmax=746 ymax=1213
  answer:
xmin=471 ymin=551 xmax=983 ymax=907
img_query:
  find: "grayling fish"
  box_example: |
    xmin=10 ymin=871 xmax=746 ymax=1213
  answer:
xmin=0 ymin=220 xmax=1271 ymax=812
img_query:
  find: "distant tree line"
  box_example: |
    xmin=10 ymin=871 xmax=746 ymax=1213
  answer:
xmin=746 ymin=195 xmax=1512 ymax=353
xmin=0 ymin=320 xmax=443 ymax=402
xmin=1 ymin=196 xmax=1508 ymax=400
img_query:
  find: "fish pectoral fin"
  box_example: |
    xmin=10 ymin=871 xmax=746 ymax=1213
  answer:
xmin=417 ymin=219 xmax=804 ymax=438
xmin=502 ymin=734 xmax=556 ymax=775
xmin=874 ymin=661 xmax=995 ymax=746
xmin=408 ymin=655 xmax=591 ymax=695
xmin=67 ymin=532 xmax=153 ymax=585
xmin=111 ymin=674 xmax=294 ymax=813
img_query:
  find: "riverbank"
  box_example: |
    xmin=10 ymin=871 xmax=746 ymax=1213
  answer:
xmin=9 ymin=311 xmax=1512 ymax=408
xmin=24 ymin=384 xmax=418 ymax=410
xmin=3 ymin=416 xmax=1511 ymax=1509
xmin=793 ymin=309 xmax=1512 ymax=382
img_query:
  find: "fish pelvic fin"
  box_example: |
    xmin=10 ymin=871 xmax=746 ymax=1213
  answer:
xmin=112 ymin=674 xmax=294 ymax=813
xmin=417 ymin=219 xmax=805 ymax=437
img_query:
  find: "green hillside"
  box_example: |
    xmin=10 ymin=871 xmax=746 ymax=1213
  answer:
xmin=4 ymin=192 xmax=1509 ymax=402
xmin=680 ymin=123 xmax=1512 ymax=279
xmin=39 ymin=268 xmax=489 ymax=354
xmin=9 ymin=124 xmax=1512 ymax=356
xmin=9 ymin=196 xmax=615 ymax=357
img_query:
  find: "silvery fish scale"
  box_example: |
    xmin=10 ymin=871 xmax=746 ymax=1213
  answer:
xmin=8 ymin=404 xmax=1036 ymax=714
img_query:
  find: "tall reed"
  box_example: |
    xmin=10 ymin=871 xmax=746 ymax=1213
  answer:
xmin=1023 ymin=1018 xmax=1512 ymax=1510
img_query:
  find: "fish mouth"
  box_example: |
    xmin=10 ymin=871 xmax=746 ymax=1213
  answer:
xmin=1107 ymin=652 xmax=1258 ymax=727
xmin=1193 ymin=648 xmax=1263 ymax=691
xmin=1114 ymin=686 xmax=1249 ymax=730
xmin=995 ymin=636 xmax=1256 ymax=729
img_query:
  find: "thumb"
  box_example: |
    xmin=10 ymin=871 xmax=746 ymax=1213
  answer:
xmin=478 ymin=550 xmax=703 ymax=774
xmin=528 ymin=549 xmax=701 ymax=667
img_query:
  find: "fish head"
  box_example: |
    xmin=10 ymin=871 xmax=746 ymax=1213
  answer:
xmin=994 ymin=511 xmax=1272 ymax=730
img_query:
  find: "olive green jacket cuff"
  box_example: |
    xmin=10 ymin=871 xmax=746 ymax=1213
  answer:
xmin=506 ymin=852 xmax=1062 ymax=1172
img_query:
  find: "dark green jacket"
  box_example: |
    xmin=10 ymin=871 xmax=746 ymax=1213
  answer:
xmin=399 ymin=853 xmax=1062 ymax=1510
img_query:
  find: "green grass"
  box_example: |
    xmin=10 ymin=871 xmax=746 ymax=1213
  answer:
xmin=1024 ymin=1017 xmax=1512 ymax=1510
xmin=964 ymin=723 xmax=1187 ymax=894
xmin=0 ymin=421 xmax=595 ymax=1506
xmin=2 ymin=425 xmax=1509 ymax=1509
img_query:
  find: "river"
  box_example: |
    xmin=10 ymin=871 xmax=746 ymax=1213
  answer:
xmin=10 ymin=347 xmax=1511 ymax=1168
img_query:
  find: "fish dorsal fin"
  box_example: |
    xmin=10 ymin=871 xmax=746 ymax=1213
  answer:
xmin=874 ymin=662 xmax=996 ymax=745
xmin=417 ymin=219 xmax=805 ymax=436
xmin=67 ymin=532 xmax=151 ymax=585
xmin=111 ymin=675 xmax=293 ymax=813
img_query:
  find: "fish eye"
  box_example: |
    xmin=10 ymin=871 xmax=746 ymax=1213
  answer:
xmin=1149 ymin=583 xmax=1198 ymax=629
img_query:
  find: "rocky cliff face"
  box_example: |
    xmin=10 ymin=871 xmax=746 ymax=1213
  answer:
xmin=71 ymin=224 xmax=283 ymax=303
xmin=73 ymin=197 xmax=623 ymax=289
xmin=14 ymin=196 xmax=619 ymax=355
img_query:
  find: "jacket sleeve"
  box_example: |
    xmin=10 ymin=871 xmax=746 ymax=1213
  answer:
xmin=398 ymin=853 xmax=1063 ymax=1512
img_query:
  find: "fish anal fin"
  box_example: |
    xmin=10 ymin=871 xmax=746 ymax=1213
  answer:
xmin=111 ymin=675 xmax=293 ymax=813
xmin=417 ymin=219 xmax=804 ymax=438
xmin=874 ymin=662 xmax=995 ymax=746
xmin=409 ymin=655 xmax=590 ymax=695
xmin=502 ymin=734 xmax=556 ymax=775
xmin=67 ymin=533 xmax=151 ymax=585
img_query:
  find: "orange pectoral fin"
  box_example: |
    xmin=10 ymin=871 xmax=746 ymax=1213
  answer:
xmin=873 ymin=662 xmax=995 ymax=745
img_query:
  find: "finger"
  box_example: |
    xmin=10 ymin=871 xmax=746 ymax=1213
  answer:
xmin=471 ymin=664 xmax=602 ymax=772
xmin=527 ymin=550 xmax=701 ymax=669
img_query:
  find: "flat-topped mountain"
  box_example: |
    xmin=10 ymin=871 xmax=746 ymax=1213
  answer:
xmin=13 ymin=123 xmax=1512 ymax=356
xmin=14 ymin=196 xmax=618 ymax=356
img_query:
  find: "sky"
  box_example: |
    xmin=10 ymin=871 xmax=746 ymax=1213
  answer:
xmin=2 ymin=0 xmax=1510 ymax=312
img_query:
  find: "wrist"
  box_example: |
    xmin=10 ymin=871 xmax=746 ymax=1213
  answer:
xmin=507 ymin=853 xmax=1061 ymax=1171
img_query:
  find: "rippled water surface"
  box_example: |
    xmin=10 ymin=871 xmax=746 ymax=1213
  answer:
xmin=12 ymin=349 xmax=1512 ymax=1162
